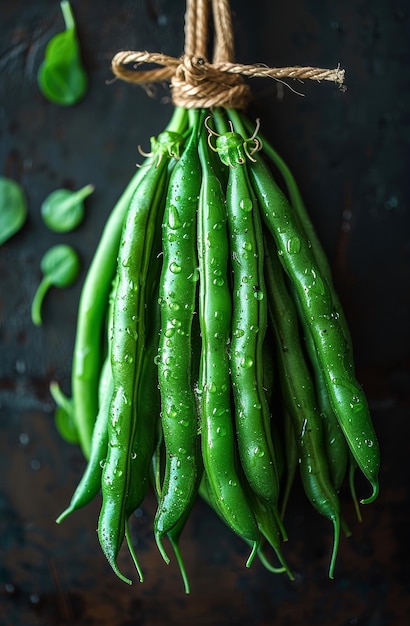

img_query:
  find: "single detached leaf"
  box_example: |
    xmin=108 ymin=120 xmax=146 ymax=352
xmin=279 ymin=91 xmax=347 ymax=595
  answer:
xmin=55 ymin=405 xmax=80 ymax=444
xmin=0 ymin=177 xmax=28 ymax=245
xmin=31 ymin=244 xmax=81 ymax=326
xmin=37 ymin=1 xmax=88 ymax=106
xmin=50 ymin=381 xmax=79 ymax=444
xmin=41 ymin=184 xmax=94 ymax=232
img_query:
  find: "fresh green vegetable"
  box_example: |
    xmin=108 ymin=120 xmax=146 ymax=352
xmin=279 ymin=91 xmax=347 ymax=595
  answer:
xmin=154 ymin=110 xmax=203 ymax=560
xmin=246 ymin=139 xmax=380 ymax=505
xmin=280 ymin=409 xmax=299 ymax=519
xmin=54 ymin=105 xmax=379 ymax=591
xmin=70 ymin=107 xmax=187 ymax=460
xmin=37 ymin=0 xmax=88 ymax=106
xmin=41 ymin=184 xmax=94 ymax=232
xmin=239 ymin=114 xmax=351 ymax=495
xmin=54 ymin=405 xmax=79 ymax=444
xmin=211 ymin=127 xmax=283 ymax=529
xmin=56 ymin=358 xmax=112 ymax=523
xmin=50 ymin=381 xmax=79 ymax=445
xmin=197 ymin=126 xmax=261 ymax=563
xmin=31 ymin=244 xmax=81 ymax=327
xmin=97 ymin=133 xmax=174 ymax=585
xmin=56 ymin=276 xmax=116 ymax=523
xmin=0 ymin=177 xmax=28 ymax=245
xmin=264 ymin=236 xmax=342 ymax=578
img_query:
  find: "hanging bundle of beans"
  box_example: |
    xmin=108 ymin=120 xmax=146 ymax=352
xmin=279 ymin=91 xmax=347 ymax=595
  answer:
xmin=53 ymin=0 xmax=379 ymax=593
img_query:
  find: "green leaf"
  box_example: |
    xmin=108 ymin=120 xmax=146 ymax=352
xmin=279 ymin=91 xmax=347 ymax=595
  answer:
xmin=41 ymin=184 xmax=94 ymax=232
xmin=0 ymin=177 xmax=28 ymax=245
xmin=51 ymin=381 xmax=79 ymax=444
xmin=37 ymin=1 xmax=88 ymax=106
xmin=31 ymin=244 xmax=81 ymax=326
xmin=55 ymin=405 xmax=80 ymax=444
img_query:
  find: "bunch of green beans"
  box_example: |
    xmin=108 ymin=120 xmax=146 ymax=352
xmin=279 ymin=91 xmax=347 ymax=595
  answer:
xmin=55 ymin=105 xmax=379 ymax=592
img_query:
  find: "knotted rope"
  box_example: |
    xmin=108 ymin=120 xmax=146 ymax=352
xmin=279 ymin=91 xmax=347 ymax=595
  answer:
xmin=111 ymin=0 xmax=345 ymax=110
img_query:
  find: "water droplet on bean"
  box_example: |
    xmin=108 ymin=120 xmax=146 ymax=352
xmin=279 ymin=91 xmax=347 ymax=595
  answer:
xmin=286 ymin=237 xmax=301 ymax=254
xmin=169 ymin=262 xmax=181 ymax=274
xmin=240 ymin=356 xmax=253 ymax=368
xmin=253 ymin=446 xmax=265 ymax=458
xmin=253 ymin=290 xmax=264 ymax=300
xmin=213 ymin=277 xmax=224 ymax=286
xmin=213 ymin=407 xmax=226 ymax=417
xmin=239 ymin=198 xmax=253 ymax=212
xmin=233 ymin=328 xmax=245 ymax=338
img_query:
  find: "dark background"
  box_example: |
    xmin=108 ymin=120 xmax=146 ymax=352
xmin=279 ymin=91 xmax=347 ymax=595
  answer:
xmin=1 ymin=1 xmax=409 ymax=624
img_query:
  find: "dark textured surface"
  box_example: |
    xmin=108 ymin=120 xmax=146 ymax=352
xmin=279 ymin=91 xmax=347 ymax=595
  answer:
xmin=1 ymin=1 xmax=409 ymax=624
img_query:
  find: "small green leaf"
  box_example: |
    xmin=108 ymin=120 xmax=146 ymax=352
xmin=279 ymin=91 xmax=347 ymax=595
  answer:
xmin=0 ymin=177 xmax=28 ymax=245
xmin=31 ymin=244 xmax=81 ymax=326
xmin=55 ymin=405 xmax=80 ymax=444
xmin=41 ymin=184 xmax=94 ymax=232
xmin=50 ymin=381 xmax=79 ymax=444
xmin=37 ymin=1 xmax=88 ymax=106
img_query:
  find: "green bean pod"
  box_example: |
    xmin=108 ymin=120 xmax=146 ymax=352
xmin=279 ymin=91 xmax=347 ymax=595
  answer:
xmin=98 ymin=147 xmax=174 ymax=585
xmin=249 ymin=156 xmax=380 ymax=504
xmin=197 ymin=129 xmax=261 ymax=559
xmin=232 ymin=110 xmax=352 ymax=495
xmin=280 ymin=408 xmax=299 ymax=520
xmin=70 ymin=170 xmax=142 ymax=458
xmin=56 ymin=358 xmax=112 ymax=524
xmin=259 ymin=142 xmax=350 ymax=491
xmin=304 ymin=328 xmax=349 ymax=492
xmin=56 ymin=277 xmax=117 ymax=523
xmin=265 ymin=240 xmax=342 ymax=577
xmin=247 ymin=124 xmax=350 ymax=492
xmin=123 ymin=180 xmax=169 ymax=581
xmin=70 ymin=107 xmax=188 ymax=458
xmin=239 ymin=110 xmax=352 ymax=351
xmin=154 ymin=110 xmax=203 ymax=557
xmin=215 ymin=133 xmax=281 ymax=515
xmin=125 ymin=163 xmax=166 ymax=517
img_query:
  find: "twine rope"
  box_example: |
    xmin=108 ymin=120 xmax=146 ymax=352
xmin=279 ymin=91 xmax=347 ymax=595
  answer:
xmin=111 ymin=0 xmax=345 ymax=109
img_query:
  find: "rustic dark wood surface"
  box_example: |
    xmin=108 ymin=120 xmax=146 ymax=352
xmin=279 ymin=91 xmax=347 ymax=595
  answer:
xmin=1 ymin=1 xmax=409 ymax=624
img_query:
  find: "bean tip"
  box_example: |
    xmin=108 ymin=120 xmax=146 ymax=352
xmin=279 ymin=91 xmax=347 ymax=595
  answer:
xmin=360 ymin=479 xmax=379 ymax=505
xmin=155 ymin=532 xmax=170 ymax=565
